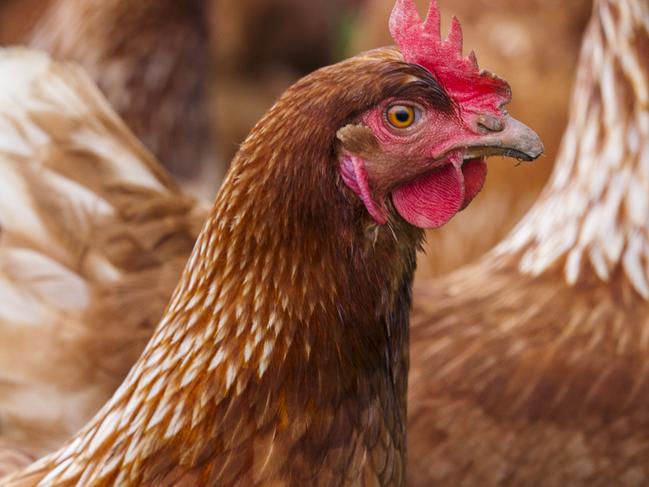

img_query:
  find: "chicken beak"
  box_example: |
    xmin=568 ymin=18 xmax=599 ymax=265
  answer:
xmin=464 ymin=115 xmax=544 ymax=162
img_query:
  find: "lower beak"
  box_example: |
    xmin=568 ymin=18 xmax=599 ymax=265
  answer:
xmin=465 ymin=115 xmax=544 ymax=162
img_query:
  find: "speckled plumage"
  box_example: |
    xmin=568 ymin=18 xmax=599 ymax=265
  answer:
xmin=408 ymin=0 xmax=649 ymax=484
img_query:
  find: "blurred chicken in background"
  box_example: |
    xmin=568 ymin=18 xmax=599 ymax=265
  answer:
xmin=0 ymin=0 xmax=215 ymax=189
xmin=408 ymin=0 xmax=649 ymax=483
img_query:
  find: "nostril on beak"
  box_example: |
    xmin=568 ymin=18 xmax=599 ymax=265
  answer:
xmin=477 ymin=115 xmax=505 ymax=133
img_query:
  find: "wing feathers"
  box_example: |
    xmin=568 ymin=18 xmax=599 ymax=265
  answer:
xmin=0 ymin=48 xmax=206 ymax=455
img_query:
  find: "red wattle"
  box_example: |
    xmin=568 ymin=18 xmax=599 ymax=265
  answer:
xmin=460 ymin=158 xmax=487 ymax=210
xmin=392 ymin=163 xmax=464 ymax=229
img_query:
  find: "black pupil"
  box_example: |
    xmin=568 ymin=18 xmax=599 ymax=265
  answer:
xmin=395 ymin=109 xmax=410 ymax=123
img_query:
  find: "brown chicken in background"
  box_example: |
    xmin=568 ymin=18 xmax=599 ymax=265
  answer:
xmin=0 ymin=49 xmax=208 ymax=461
xmin=0 ymin=0 xmax=213 ymax=184
xmin=408 ymin=0 xmax=649 ymax=484
xmin=352 ymin=0 xmax=592 ymax=277
xmin=1 ymin=0 xmax=542 ymax=482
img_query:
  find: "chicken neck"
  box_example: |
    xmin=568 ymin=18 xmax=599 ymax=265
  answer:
xmin=13 ymin=49 xmax=427 ymax=487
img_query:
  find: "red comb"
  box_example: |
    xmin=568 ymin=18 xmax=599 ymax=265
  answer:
xmin=389 ymin=0 xmax=511 ymax=115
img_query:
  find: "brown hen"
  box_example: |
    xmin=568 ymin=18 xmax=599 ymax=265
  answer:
xmin=408 ymin=0 xmax=649 ymax=484
xmin=2 ymin=0 xmax=541 ymax=484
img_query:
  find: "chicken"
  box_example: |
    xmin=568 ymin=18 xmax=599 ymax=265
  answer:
xmin=351 ymin=0 xmax=592 ymax=278
xmin=407 ymin=0 xmax=649 ymax=484
xmin=23 ymin=0 xmax=213 ymax=183
xmin=2 ymin=0 xmax=542 ymax=484
xmin=0 ymin=49 xmax=207 ymax=458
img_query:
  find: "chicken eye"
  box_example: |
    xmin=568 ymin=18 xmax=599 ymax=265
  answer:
xmin=386 ymin=104 xmax=416 ymax=129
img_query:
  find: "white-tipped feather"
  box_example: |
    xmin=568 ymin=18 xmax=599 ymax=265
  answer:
xmin=495 ymin=0 xmax=649 ymax=299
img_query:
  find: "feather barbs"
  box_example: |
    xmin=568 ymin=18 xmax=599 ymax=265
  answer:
xmin=389 ymin=0 xmax=511 ymax=114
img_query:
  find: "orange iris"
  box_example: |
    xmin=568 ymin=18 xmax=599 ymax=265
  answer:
xmin=387 ymin=105 xmax=416 ymax=129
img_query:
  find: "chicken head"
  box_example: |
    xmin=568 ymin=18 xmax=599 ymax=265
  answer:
xmin=338 ymin=0 xmax=543 ymax=229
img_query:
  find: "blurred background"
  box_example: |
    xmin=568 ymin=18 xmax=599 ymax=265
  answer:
xmin=0 ymin=0 xmax=593 ymax=279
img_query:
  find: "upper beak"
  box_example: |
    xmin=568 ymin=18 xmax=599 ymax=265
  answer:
xmin=464 ymin=115 xmax=544 ymax=162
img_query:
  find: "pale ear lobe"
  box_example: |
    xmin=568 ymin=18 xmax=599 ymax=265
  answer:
xmin=336 ymin=124 xmax=379 ymax=155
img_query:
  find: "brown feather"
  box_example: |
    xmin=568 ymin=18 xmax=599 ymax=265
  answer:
xmin=27 ymin=0 xmax=213 ymax=181
xmin=0 ymin=49 xmax=207 ymax=457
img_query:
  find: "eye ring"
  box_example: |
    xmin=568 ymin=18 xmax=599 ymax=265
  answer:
xmin=386 ymin=104 xmax=418 ymax=129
